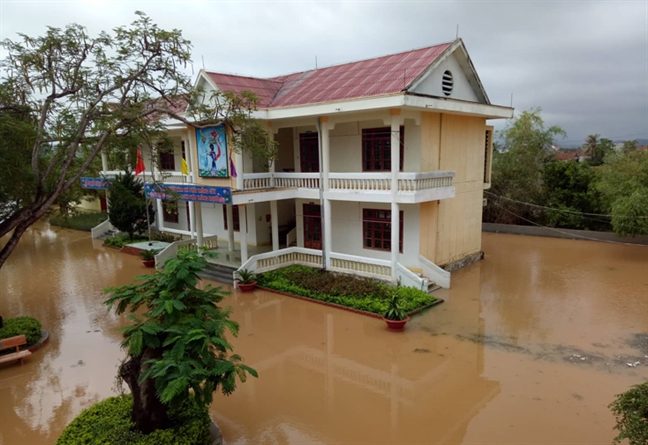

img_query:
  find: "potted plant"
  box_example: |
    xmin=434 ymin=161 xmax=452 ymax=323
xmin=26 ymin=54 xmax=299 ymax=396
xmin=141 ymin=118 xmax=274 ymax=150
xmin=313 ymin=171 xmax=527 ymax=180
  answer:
xmin=139 ymin=249 xmax=160 ymax=268
xmin=235 ymin=269 xmax=257 ymax=293
xmin=383 ymin=291 xmax=410 ymax=332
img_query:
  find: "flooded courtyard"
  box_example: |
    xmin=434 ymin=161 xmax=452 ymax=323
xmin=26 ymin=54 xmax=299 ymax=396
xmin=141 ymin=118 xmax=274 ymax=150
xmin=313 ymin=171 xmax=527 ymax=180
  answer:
xmin=1 ymin=224 xmax=647 ymax=444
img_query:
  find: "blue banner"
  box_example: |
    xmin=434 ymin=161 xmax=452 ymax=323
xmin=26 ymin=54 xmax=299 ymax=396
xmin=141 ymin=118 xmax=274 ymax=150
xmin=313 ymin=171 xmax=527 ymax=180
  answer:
xmin=81 ymin=177 xmax=112 ymax=190
xmin=144 ymin=183 xmax=232 ymax=205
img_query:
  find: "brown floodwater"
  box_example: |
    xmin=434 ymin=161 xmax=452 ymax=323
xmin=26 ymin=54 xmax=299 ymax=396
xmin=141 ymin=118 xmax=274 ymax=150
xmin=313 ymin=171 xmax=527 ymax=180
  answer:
xmin=1 ymin=224 xmax=647 ymax=444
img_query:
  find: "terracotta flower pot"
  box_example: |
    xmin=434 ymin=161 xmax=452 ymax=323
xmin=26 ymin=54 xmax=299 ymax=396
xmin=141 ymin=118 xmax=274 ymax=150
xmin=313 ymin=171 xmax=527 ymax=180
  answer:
xmin=142 ymin=259 xmax=156 ymax=268
xmin=237 ymin=282 xmax=257 ymax=293
xmin=383 ymin=316 xmax=410 ymax=332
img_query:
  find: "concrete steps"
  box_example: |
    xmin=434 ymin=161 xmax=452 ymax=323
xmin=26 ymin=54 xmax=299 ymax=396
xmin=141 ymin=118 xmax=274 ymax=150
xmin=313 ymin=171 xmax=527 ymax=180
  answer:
xmin=199 ymin=263 xmax=237 ymax=285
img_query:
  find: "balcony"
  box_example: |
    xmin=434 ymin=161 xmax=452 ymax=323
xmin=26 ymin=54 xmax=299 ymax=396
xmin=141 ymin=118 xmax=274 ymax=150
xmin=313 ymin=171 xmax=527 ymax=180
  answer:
xmin=235 ymin=171 xmax=455 ymax=204
xmin=100 ymin=170 xmax=192 ymax=184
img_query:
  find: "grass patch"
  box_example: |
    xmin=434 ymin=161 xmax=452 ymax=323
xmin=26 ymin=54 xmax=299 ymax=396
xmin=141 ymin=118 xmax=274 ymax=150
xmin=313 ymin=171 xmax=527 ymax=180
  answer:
xmin=49 ymin=211 xmax=107 ymax=232
xmin=56 ymin=394 xmax=211 ymax=445
xmin=104 ymin=234 xmax=148 ymax=249
xmin=0 ymin=316 xmax=42 ymax=347
xmin=257 ymin=265 xmax=436 ymax=315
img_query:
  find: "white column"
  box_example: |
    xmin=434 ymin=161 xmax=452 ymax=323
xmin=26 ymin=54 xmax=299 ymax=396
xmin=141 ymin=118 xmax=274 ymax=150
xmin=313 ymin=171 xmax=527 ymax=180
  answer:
xmin=185 ymin=132 xmax=196 ymax=183
xmin=235 ymin=150 xmax=244 ymax=190
xmin=156 ymin=199 xmax=165 ymax=232
xmin=271 ymin=200 xmax=279 ymax=251
xmin=188 ymin=202 xmax=196 ymax=239
xmin=239 ymin=204 xmax=248 ymax=263
xmin=226 ymin=204 xmax=235 ymax=252
xmin=195 ymin=202 xmax=204 ymax=247
xmin=390 ymin=111 xmax=402 ymax=279
xmin=320 ymin=118 xmax=332 ymax=268
xmin=101 ymin=150 xmax=109 ymax=172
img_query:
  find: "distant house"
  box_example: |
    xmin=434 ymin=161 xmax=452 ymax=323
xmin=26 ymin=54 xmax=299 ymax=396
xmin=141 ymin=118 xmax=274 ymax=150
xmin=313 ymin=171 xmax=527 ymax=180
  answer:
xmin=554 ymin=150 xmax=581 ymax=162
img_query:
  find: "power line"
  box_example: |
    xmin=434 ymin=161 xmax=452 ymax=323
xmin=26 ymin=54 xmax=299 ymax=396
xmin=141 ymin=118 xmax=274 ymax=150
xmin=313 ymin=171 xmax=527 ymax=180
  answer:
xmin=485 ymin=191 xmax=648 ymax=219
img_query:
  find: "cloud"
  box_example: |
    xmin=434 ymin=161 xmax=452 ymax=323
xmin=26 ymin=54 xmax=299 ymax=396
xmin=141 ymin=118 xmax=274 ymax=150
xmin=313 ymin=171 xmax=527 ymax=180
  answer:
xmin=1 ymin=0 xmax=646 ymax=144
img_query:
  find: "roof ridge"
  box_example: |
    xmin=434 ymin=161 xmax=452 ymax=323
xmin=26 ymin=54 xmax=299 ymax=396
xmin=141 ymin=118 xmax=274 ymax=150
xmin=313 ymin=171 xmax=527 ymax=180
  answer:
xmin=203 ymin=71 xmax=284 ymax=84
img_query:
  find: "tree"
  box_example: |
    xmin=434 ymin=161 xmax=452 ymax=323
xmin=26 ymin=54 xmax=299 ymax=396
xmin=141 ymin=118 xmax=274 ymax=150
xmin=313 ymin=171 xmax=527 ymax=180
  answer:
xmin=597 ymin=150 xmax=648 ymax=236
xmin=104 ymin=249 xmax=257 ymax=434
xmin=0 ymin=12 xmax=192 ymax=269
xmin=581 ymin=134 xmax=614 ymax=166
xmin=107 ymin=170 xmax=154 ymax=240
xmin=582 ymin=134 xmax=600 ymax=158
xmin=609 ymin=382 xmax=648 ymax=445
xmin=622 ymin=140 xmax=638 ymax=154
xmin=483 ymin=108 xmax=566 ymax=224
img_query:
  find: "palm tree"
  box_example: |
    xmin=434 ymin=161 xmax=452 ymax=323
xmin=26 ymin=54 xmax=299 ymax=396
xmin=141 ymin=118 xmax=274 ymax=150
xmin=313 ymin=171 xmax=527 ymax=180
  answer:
xmin=582 ymin=134 xmax=600 ymax=157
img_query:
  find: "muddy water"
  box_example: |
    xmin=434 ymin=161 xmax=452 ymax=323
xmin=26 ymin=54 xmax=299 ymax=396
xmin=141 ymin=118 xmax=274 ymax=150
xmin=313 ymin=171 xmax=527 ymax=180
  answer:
xmin=1 ymin=226 xmax=647 ymax=444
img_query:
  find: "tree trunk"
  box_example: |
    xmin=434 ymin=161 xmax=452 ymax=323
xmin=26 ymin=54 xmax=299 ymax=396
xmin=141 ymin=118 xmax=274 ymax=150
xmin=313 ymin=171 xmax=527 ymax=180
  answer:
xmin=120 ymin=348 xmax=169 ymax=434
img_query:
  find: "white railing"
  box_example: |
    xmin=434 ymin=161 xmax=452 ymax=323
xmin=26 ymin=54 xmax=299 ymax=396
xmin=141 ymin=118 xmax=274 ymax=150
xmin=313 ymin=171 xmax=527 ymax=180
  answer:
xmin=328 ymin=252 xmax=392 ymax=279
xmin=286 ymin=227 xmax=297 ymax=247
xmin=396 ymin=263 xmax=428 ymax=292
xmin=418 ymin=255 xmax=451 ymax=289
xmin=239 ymin=171 xmax=454 ymax=193
xmin=238 ymin=247 xmax=323 ymax=277
xmin=101 ymin=170 xmax=191 ymax=184
xmin=91 ymin=219 xmax=114 ymax=239
xmin=274 ymin=172 xmax=320 ymax=189
xmin=154 ymin=235 xmax=219 ymax=269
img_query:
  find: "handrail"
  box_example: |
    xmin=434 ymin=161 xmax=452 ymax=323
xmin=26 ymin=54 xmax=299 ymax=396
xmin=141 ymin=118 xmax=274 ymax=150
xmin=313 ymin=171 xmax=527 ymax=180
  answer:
xmin=155 ymin=235 xmax=219 ymax=269
xmin=91 ymin=219 xmax=114 ymax=239
xmin=418 ymin=255 xmax=451 ymax=289
xmin=286 ymin=227 xmax=297 ymax=247
xmin=396 ymin=263 xmax=428 ymax=292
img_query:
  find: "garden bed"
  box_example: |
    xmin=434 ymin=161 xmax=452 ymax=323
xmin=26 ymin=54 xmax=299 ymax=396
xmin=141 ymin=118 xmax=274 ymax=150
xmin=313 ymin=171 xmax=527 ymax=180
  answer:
xmin=56 ymin=394 xmax=212 ymax=445
xmin=257 ymin=266 xmax=440 ymax=317
xmin=49 ymin=211 xmax=107 ymax=232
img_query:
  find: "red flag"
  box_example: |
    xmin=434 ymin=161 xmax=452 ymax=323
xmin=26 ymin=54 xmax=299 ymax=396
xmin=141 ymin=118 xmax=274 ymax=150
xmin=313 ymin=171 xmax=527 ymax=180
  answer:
xmin=135 ymin=148 xmax=145 ymax=175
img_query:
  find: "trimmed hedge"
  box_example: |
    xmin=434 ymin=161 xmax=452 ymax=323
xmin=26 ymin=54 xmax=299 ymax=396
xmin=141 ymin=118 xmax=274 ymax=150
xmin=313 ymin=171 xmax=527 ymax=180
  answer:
xmin=104 ymin=234 xmax=147 ymax=249
xmin=56 ymin=394 xmax=211 ymax=445
xmin=0 ymin=316 xmax=42 ymax=346
xmin=50 ymin=212 xmax=108 ymax=232
xmin=257 ymin=265 xmax=436 ymax=315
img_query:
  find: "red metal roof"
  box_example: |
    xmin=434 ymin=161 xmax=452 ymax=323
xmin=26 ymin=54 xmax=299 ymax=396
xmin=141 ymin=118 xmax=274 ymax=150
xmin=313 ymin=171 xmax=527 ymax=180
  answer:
xmin=205 ymin=42 xmax=453 ymax=109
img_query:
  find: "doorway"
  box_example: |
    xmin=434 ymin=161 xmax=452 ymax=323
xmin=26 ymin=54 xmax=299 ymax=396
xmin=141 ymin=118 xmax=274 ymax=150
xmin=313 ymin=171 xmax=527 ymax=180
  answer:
xmin=303 ymin=203 xmax=322 ymax=250
xmin=299 ymin=132 xmax=319 ymax=172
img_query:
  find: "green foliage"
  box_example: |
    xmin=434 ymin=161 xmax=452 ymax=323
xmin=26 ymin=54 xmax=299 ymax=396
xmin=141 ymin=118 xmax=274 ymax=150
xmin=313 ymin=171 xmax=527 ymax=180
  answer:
xmin=108 ymin=171 xmax=154 ymax=241
xmin=597 ymin=151 xmax=648 ymax=236
xmin=609 ymin=382 xmax=648 ymax=445
xmin=55 ymin=394 xmax=211 ymax=445
xmin=104 ymin=234 xmax=147 ymax=248
xmin=104 ymin=248 xmax=257 ymax=410
xmin=150 ymin=231 xmax=183 ymax=243
xmin=257 ymin=266 xmax=436 ymax=315
xmin=139 ymin=249 xmax=160 ymax=261
xmin=622 ymin=140 xmax=638 ymax=154
xmin=235 ymin=269 xmax=257 ymax=285
xmin=582 ymin=135 xmax=614 ymax=166
xmin=49 ymin=211 xmax=107 ymax=232
xmin=383 ymin=292 xmax=407 ymax=321
xmin=0 ymin=316 xmax=42 ymax=346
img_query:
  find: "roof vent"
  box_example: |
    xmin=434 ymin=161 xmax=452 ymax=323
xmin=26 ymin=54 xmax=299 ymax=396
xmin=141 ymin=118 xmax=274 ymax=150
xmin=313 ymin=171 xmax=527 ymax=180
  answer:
xmin=442 ymin=70 xmax=453 ymax=96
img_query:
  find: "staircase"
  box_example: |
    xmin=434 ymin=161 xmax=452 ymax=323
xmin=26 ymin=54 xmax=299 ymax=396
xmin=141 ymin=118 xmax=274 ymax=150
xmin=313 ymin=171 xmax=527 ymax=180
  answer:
xmin=427 ymin=281 xmax=441 ymax=294
xmin=199 ymin=263 xmax=237 ymax=285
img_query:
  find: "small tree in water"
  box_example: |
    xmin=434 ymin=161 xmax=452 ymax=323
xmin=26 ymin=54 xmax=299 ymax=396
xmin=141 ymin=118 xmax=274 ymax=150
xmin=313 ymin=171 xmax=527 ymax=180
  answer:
xmin=108 ymin=170 xmax=154 ymax=241
xmin=609 ymin=382 xmax=648 ymax=445
xmin=104 ymin=249 xmax=257 ymax=434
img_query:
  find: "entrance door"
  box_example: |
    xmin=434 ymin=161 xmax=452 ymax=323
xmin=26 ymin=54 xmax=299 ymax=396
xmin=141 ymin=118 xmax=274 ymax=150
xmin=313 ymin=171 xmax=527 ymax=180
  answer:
xmin=299 ymin=132 xmax=319 ymax=172
xmin=303 ymin=204 xmax=322 ymax=250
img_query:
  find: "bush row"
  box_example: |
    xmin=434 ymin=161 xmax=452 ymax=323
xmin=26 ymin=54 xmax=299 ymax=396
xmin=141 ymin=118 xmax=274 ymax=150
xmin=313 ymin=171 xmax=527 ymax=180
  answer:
xmin=49 ymin=211 xmax=108 ymax=232
xmin=257 ymin=266 xmax=435 ymax=315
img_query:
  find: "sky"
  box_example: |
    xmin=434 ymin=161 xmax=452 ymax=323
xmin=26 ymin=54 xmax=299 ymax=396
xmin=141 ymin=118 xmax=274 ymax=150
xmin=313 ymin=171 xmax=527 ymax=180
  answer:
xmin=1 ymin=0 xmax=647 ymax=146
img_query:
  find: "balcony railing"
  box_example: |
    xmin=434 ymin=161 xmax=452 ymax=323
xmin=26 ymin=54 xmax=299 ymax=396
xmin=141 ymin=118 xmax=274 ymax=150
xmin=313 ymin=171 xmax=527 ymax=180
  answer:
xmin=239 ymin=171 xmax=454 ymax=194
xmin=101 ymin=170 xmax=191 ymax=184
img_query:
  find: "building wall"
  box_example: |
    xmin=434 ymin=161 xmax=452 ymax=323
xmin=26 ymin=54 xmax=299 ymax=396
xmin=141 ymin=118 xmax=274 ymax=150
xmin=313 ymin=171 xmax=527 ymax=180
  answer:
xmin=274 ymin=128 xmax=295 ymax=172
xmin=411 ymin=52 xmax=481 ymax=102
xmin=292 ymin=118 xmax=422 ymax=173
xmin=427 ymin=113 xmax=487 ymax=266
xmin=76 ymin=197 xmax=102 ymax=213
xmin=294 ymin=198 xmax=420 ymax=267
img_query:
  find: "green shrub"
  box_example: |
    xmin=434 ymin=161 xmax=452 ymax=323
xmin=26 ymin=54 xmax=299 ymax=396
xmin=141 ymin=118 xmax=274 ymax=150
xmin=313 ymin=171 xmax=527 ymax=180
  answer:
xmin=609 ymin=382 xmax=648 ymax=445
xmin=56 ymin=394 xmax=211 ymax=445
xmin=257 ymin=266 xmax=436 ymax=315
xmin=149 ymin=231 xmax=183 ymax=243
xmin=104 ymin=234 xmax=147 ymax=249
xmin=50 ymin=211 xmax=108 ymax=232
xmin=0 ymin=316 xmax=42 ymax=346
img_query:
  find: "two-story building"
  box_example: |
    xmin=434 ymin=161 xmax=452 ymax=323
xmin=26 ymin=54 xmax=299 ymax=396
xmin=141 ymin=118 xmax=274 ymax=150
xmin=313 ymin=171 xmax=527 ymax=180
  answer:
xmin=93 ymin=38 xmax=513 ymax=289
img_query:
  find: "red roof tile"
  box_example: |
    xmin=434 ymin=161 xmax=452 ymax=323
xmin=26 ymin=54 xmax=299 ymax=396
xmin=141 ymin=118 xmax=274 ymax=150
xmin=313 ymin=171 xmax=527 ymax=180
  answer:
xmin=205 ymin=42 xmax=453 ymax=109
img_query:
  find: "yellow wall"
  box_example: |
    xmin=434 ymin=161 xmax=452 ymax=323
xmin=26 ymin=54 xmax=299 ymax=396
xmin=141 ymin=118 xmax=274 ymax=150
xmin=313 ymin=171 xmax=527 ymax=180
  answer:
xmin=419 ymin=112 xmax=487 ymax=266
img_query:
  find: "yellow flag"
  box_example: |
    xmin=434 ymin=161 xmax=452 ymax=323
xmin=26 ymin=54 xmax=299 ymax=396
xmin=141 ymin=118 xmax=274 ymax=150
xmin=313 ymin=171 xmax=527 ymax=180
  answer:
xmin=181 ymin=158 xmax=189 ymax=175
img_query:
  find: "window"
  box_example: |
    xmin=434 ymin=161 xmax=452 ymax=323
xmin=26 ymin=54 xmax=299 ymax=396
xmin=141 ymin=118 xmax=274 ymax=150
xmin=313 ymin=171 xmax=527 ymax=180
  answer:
xmin=362 ymin=209 xmax=403 ymax=253
xmin=362 ymin=127 xmax=404 ymax=171
xmin=299 ymin=132 xmax=319 ymax=172
xmin=162 ymin=201 xmax=179 ymax=224
xmin=223 ymin=205 xmax=240 ymax=232
xmin=159 ymin=150 xmax=175 ymax=171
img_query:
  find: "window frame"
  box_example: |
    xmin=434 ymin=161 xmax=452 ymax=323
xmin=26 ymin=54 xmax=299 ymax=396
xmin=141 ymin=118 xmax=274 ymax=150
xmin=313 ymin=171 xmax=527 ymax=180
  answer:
xmin=299 ymin=132 xmax=320 ymax=173
xmin=223 ymin=205 xmax=241 ymax=232
xmin=362 ymin=208 xmax=403 ymax=253
xmin=361 ymin=126 xmax=404 ymax=172
xmin=162 ymin=201 xmax=179 ymax=224
xmin=159 ymin=150 xmax=176 ymax=171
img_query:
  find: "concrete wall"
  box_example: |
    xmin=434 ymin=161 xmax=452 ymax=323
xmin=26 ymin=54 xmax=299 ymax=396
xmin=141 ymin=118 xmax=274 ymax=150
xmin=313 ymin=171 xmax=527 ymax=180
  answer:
xmin=76 ymin=197 xmax=102 ymax=213
xmin=291 ymin=118 xmax=422 ymax=173
xmin=294 ymin=198 xmax=421 ymax=267
xmin=483 ymin=223 xmax=648 ymax=245
xmin=411 ymin=52 xmax=481 ymax=102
